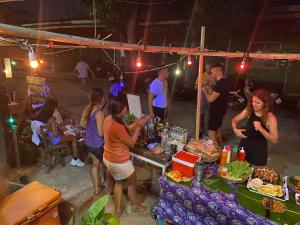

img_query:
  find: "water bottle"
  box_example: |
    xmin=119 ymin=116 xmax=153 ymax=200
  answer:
xmin=195 ymin=161 xmax=204 ymax=183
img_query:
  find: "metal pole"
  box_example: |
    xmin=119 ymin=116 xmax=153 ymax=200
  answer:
xmin=195 ymin=26 xmax=205 ymax=140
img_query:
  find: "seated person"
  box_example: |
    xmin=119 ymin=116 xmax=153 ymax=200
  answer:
xmin=33 ymin=98 xmax=85 ymax=167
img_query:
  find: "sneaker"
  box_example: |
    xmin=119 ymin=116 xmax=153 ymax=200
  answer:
xmin=70 ymin=159 xmax=85 ymax=167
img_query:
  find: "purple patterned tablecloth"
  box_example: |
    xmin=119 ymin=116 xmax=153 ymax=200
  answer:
xmin=157 ymin=177 xmax=278 ymax=225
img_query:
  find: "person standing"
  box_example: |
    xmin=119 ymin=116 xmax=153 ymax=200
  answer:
xmin=74 ymin=57 xmax=95 ymax=90
xmin=202 ymin=64 xmax=230 ymax=148
xmin=103 ymin=93 xmax=151 ymax=217
xmin=80 ymin=87 xmax=107 ymax=195
xmin=148 ymin=67 xmax=169 ymax=121
xmin=194 ymin=62 xmax=215 ymax=136
xmin=232 ymin=89 xmax=278 ymax=166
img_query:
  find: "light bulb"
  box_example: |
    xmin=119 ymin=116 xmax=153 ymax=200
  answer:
xmin=136 ymin=55 xmax=142 ymax=68
xmin=187 ymin=55 xmax=192 ymax=65
xmin=30 ymin=60 xmax=39 ymax=69
xmin=175 ymin=67 xmax=181 ymax=76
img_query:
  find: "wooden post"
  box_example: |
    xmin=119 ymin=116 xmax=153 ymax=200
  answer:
xmin=195 ymin=27 xmax=205 ymax=140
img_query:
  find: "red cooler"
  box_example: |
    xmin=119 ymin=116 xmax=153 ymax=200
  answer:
xmin=172 ymin=151 xmax=200 ymax=177
xmin=0 ymin=181 xmax=61 ymax=225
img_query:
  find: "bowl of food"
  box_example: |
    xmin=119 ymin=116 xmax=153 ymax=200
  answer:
xmin=289 ymin=176 xmax=300 ymax=193
xmin=218 ymin=161 xmax=253 ymax=183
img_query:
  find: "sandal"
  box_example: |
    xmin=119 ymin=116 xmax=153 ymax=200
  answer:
xmin=94 ymin=184 xmax=105 ymax=196
xmin=131 ymin=204 xmax=148 ymax=213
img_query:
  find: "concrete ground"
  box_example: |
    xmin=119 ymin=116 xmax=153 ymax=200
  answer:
xmin=3 ymin=71 xmax=300 ymax=224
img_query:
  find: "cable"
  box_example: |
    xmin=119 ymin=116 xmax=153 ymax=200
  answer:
xmin=115 ymin=0 xmax=178 ymax=5
xmin=43 ymin=48 xmax=76 ymax=55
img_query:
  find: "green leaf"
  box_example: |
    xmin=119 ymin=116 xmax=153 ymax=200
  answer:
xmin=88 ymin=195 xmax=109 ymax=219
xmin=107 ymin=217 xmax=120 ymax=225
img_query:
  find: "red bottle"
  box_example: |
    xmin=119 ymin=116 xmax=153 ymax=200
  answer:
xmin=238 ymin=147 xmax=246 ymax=161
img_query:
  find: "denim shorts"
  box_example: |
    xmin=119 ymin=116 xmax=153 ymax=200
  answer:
xmin=86 ymin=146 xmax=104 ymax=160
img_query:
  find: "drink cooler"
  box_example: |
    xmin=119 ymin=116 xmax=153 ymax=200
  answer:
xmin=0 ymin=181 xmax=61 ymax=225
xmin=172 ymin=151 xmax=200 ymax=177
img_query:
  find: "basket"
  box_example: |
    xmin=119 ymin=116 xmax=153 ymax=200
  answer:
xmin=217 ymin=171 xmax=250 ymax=184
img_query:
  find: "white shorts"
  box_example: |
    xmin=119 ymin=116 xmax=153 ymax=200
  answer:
xmin=103 ymin=158 xmax=135 ymax=181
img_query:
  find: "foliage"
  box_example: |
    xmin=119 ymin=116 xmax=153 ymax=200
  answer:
xmin=81 ymin=0 xmax=132 ymax=32
xmin=81 ymin=195 xmax=119 ymax=225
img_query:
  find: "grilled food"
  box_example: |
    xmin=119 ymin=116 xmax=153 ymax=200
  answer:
xmin=262 ymin=198 xmax=286 ymax=213
xmin=254 ymin=168 xmax=279 ymax=184
xmin=167 ymin=170 xmax=192 ymax=183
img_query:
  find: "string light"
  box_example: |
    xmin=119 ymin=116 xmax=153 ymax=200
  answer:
xmin=136 ymin=52 xmax=142 ymax=68
xmin=187 ymin=55 xmax=192 ymax=65
xmin=175 ymin=64 xmax=181 ymax=76
xmin=39 ymin=59 xmax=44 ymax=64
xmin=11 ymin=61 xmax=17 ymax=66
xmin=28 ymin=49 xmax=39 ymax=69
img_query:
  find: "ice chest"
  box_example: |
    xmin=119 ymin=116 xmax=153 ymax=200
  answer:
xmin=172 ymin=151 xmax=200 ymax=177
xmin=0 ymin=181 xmax=61 ymax=225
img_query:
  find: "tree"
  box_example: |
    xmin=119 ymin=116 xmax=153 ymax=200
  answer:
xmin=81 ymin=0 xmax=139 ymax=91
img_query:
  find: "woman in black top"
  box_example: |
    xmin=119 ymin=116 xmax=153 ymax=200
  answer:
xmin=232 ymin=89 xmax=278 ymax=166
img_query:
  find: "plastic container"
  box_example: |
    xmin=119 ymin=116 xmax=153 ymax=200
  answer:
xmin=172 ymin=151 xmax=200 ymax=177
xmin=238 ymin=147 xmax=246 ymax=161
xmin=0 ymin=181 xmax=61 ymax=225
xmin=226 ymin=145 xmax=231 ymax=163
xmin=231 ymin=146 xmax=238 ymax=162
xmin=220 ymin=146 xmax=227 ymax=166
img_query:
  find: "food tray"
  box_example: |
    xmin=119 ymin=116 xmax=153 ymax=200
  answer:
xmin=247 ymin=176 xmax=289 ymax=202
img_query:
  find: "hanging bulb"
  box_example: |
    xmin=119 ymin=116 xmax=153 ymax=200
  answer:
xmin=240 ymin=60 xmax=245 ymax=69
xmin=187 ymin=55 xmax=192 ymax=65
xmin=136 ymin=52 xmax=142 ymax=68
xmin=175 ymin=64 xmax=181 ymax=76
xmin=28 ymin=49 xmax=39 ymax=69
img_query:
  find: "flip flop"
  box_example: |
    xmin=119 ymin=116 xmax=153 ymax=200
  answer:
xmin=131 ymin=204 xmax=148 ymax=213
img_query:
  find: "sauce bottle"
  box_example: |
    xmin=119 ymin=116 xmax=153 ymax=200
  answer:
xmin=226 ymin=145 xmax=231 ymax=163
xmin=231 ymin=146 xmax=238 ymax=162
xmin=238 ymin=147 xmax=246 ymax=161
xmin=220 ymin=146 xmax=227 ymax=166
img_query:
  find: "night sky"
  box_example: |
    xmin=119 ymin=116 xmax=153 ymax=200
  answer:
xmin=5 ymin=0 xmax=90 ymax=23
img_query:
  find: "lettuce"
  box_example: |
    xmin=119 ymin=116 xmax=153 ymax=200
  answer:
xmin=226 ymin=161 xmax=253 ymax=179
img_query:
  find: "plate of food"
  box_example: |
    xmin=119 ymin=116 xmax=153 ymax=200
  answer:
xmin=218 ymin=161 xmax=253 ymax=183
xmin=166 ymin=170 xmax=193 ymax=183
xmin=262 ymin=198 xmax=286 ymax=213
xmin=288 ymin=176 xmax=300 ymax=194
xmin=247 ymin=168 xmax=289 ymax=201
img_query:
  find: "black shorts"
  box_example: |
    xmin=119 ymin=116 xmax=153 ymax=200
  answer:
xmin=208 ymin=110 xmax=227 ymax=131
xmin=153 ymin=106 xmax=167 ymax=121
xmin=86 ymin=146 xmax=104 ymax=160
